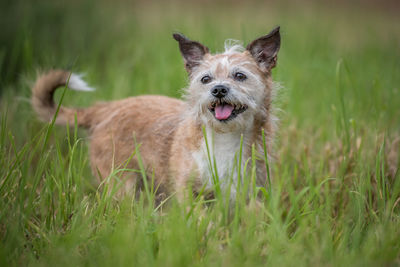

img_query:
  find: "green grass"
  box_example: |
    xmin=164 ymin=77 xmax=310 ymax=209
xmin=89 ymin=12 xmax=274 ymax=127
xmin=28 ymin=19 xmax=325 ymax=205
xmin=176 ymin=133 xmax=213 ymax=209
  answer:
xmin=1 ymin=0 xmax=400 ymax=266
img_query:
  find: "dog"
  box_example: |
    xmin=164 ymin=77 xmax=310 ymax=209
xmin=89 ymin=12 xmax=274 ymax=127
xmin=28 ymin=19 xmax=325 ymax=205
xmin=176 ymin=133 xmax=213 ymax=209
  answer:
xmin=31 ymin=26 xmax=281 ymax=201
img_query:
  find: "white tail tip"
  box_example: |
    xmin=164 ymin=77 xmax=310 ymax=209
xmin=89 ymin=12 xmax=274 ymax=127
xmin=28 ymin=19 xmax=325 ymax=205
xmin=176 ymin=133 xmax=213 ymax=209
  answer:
xmin=67 ymin=73 xmax=95 ymax=92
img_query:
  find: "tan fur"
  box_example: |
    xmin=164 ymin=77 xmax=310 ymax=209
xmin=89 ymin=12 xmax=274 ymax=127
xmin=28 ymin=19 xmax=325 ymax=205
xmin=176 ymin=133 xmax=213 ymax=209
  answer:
xmin=31 ymin=28 xmax=281 ymax=200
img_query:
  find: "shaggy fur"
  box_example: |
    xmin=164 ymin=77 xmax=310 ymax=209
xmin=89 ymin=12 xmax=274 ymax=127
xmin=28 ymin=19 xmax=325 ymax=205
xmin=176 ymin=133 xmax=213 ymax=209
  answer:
xmin=31 ymin=27 xmax=281 ymax=200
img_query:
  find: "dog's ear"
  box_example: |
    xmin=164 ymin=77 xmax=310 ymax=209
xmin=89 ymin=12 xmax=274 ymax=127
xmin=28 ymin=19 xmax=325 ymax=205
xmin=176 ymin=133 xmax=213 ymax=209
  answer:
xmin=173 ymin=33 xmax=209 ymax=73
xmin=246 ymin=26 xmax=281 ymax=73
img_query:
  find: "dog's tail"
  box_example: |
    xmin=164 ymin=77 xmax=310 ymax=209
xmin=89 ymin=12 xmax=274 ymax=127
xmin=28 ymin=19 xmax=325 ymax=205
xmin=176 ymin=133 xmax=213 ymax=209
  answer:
xmin=32 ymin=70 xmax=95 ymax=128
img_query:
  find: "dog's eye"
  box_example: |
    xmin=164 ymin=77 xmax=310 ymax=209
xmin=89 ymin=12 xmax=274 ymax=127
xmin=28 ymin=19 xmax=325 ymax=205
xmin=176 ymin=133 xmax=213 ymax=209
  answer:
xmin=201 ymin=75 xmax=212 ymax=84
xmin=234 ymin=72 xmax=247 ymax=81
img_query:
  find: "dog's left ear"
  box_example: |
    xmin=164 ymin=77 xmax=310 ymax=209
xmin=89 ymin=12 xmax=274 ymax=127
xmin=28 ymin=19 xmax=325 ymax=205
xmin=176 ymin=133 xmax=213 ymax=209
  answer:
xmin=173 ymin=33 xmax=209 ymax=73
xmin=246 ymin=26 xmax=281 ymax=73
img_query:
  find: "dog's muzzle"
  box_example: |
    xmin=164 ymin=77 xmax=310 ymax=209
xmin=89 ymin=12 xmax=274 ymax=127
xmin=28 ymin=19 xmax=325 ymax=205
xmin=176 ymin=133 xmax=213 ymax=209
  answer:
xmin=208 ymin=86 xmax=248 ymax=122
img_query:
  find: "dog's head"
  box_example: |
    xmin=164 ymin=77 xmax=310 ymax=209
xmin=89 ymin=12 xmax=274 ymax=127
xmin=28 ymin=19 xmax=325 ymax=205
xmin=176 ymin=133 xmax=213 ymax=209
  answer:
xmin=173 ymin=27 xmax=280 ymax=133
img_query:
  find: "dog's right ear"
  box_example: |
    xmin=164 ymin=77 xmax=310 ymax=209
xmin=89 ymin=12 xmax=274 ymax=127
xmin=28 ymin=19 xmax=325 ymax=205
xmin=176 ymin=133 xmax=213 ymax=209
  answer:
xmin=173 ymin=33 xmax=209 ymax=73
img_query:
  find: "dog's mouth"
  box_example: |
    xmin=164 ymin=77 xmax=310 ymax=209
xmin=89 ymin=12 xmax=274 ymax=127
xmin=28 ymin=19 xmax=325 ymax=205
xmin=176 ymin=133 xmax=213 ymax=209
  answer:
xmin=208 ymin=100 xmax=248 ymax=122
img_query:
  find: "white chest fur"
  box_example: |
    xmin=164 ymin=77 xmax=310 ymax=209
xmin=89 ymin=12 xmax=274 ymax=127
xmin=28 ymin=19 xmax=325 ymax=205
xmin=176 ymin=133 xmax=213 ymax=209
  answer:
xmin=192 ymin=128 xmax=250 ymax=194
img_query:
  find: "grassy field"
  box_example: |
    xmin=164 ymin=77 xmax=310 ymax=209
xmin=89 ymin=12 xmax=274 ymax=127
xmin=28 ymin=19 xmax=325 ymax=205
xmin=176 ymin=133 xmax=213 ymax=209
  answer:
xmin=1 ymin=0 xmax=400 ymax=266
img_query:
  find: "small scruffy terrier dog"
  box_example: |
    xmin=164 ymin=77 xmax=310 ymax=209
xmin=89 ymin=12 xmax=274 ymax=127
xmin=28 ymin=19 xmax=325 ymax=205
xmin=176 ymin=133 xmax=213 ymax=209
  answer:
xmin=32 ymin=27 xmax=281 ymax=200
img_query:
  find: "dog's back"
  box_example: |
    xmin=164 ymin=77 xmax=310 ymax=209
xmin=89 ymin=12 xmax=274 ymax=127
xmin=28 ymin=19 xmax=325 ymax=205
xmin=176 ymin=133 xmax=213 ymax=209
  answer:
xmin=32 ymin=70 xmax=186 ymax=196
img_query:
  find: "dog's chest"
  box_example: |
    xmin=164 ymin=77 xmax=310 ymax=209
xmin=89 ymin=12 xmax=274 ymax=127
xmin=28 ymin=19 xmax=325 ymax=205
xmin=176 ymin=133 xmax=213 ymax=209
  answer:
xmin=192 ymin=130 xmax=245 ymax=190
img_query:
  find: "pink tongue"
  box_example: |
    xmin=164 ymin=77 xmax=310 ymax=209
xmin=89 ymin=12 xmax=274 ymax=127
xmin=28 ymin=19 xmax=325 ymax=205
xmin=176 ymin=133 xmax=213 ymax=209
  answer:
xmin=215 ymin=104 xmax=234 ymax=120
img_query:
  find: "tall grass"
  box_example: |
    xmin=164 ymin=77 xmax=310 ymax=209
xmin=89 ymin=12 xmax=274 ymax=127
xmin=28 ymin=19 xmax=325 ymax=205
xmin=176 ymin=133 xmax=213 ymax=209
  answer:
xmin=1 ymin=0 xmax=400 ymax=266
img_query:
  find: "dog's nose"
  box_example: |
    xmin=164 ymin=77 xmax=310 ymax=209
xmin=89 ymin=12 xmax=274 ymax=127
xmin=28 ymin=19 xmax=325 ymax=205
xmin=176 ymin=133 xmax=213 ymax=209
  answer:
xmin=211 ymin=85 xmax=229 ymax=98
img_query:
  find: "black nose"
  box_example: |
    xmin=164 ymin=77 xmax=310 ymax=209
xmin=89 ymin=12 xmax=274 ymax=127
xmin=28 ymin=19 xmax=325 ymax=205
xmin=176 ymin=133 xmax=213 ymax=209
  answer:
xmin=211 ymin=85 xmax=229 ymax=98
